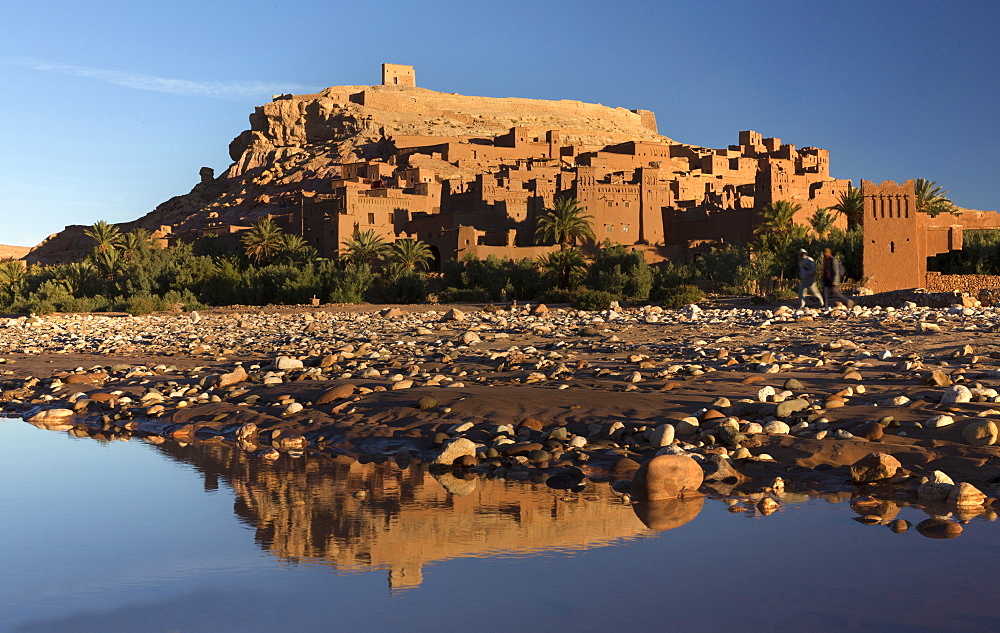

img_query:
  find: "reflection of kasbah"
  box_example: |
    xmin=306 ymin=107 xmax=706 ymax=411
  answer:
xmin=153 ymin=441 xmax=704 ymax=590
xmin=862 ymin=180 xmax=1000 ymax=293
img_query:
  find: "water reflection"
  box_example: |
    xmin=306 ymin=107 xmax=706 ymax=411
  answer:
xmin=150 ymin=441 xmax=679 ymax=590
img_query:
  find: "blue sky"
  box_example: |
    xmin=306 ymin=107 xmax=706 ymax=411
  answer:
xmin=2 ymin=0 xmax=997 ymax=247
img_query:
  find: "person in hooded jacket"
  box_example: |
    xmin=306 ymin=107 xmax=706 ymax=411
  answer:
xmin=797 ymin=248 xmax=824 ymax=308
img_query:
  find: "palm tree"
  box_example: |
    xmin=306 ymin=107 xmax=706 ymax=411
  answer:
xmin=120 ymin=229 xmax=153 ymax=263
xmin=242 ymin=218 xmax=284 ymax=264
xmin=752 ymin=200 xmax=804 ymax=258
xmin=84 ymin=221 xmax=124 ymax=254
xmin=807 ymin=209 xmax=836 ymax=239
xmin=391 ymin=238 xmax=433 ymax=271
xmin=829 ymin=186 xmax=864 ymax=230
xmin=90 ymin=246 xmax=124 ymax=282
xmin=278 ymin=233 xmax=314 ymax=264
xmin=534 ymin=197 xmax=595 ymax=251
xmin=0 ymin=258 xmax=27 ymax=293
xmin=538 ymin=247 xmax=586 ymax=290
xmin=341 ymin=229 xmax=389 ymax=266
xmin=914 ymin=179 xmax=956 ymax=216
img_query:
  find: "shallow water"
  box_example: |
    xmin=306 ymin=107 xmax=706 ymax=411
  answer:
xmin=2 ymin=420 xmax=1000 ymax=633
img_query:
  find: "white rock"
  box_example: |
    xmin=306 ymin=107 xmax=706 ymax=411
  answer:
xmin=941 ymin=385 xmax=972 ymax=404
xmin=763 ymin=420 xmax=790 ymax=435
xmin=649 ymin=424 xmax=675 ymax=447
xmin=274 ymin=356 xmax=303 ymax=370
xmin=926 ymin=414 xmax=956 ymax=428
xmin=756 ymin=386 xmax=776 ymax=402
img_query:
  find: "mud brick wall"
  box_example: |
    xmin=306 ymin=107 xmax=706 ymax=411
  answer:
xmin=926 ymin=271 xmax=1000 ymax=293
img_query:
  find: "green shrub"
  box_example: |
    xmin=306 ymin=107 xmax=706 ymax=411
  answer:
xmin=572 ymin=289 xmax=616 ymax=311
xmin=438 ymin=287 xmax=491 ymax=303
xmin=537 ymin=288 xmax=578 ymax=304
xmin=586 ymin=242 xmax=652 ymax=299
xmin=378 ymin=270 xmax=426 ymax=304
xmin=659 ymin=284 xmax=706 ymax=309
xmin=324 ymin=262 xmax=374 ymax=304
xmin=123 ymin=294 xmax=162 ymax=316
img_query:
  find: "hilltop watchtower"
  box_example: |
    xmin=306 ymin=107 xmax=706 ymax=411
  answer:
xmin=382 ymin=63 xmax=415 ymax=87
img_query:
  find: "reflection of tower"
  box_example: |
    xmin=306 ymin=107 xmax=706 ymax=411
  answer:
xmin=150 ymin=441 xmax=658 ymax=592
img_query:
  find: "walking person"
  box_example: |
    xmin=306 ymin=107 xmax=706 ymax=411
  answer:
xmin=821 ymin=247 xmax=854 ymax=308
xmin=797 ymin=248 xmax=824 ymax=308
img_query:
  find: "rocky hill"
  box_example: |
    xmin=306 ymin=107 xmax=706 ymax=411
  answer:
xmin=27 ymin=81 xmax=670 ymax=264
xmin=0 ymin=245 xmax=30 ymax=260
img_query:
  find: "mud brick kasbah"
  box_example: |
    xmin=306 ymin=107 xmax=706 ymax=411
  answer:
xmin=25 ymin=64 xmax=1000 ymax=293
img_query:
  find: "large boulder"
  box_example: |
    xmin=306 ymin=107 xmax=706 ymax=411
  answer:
xmin=432 ymin=438 xmax=477 ymax=465
xmin=962 ymin=419 xmax=998 ymax=447
xmin=850 ymin=452 xmax=901 ymax=483
xmin=631 ymin=455 xmax=704 ymax=501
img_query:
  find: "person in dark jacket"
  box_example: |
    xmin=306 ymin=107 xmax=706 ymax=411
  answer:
xmin=797 ymin=248 xmax=824 ymax=308
xmin=821 ymin=247 xmax=854 ymax=308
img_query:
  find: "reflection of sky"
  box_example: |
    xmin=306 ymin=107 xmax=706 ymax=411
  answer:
xmin=3 ymin=420 xmax=1000 ymax=632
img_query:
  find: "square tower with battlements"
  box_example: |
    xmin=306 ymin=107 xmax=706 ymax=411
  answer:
xmin=382 ymin=63 xmax=415 ymax=87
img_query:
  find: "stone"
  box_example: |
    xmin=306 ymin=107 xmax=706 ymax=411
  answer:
xmin=64 ymin=372 xmax=108 ymax=385
xmin=783 ymin=378 xmax=804 ymax=390
xmin=887 ymin=519 xmax=910 ymax=534
xmin=852 ymin=420 xmax=884 ymax=441
xmin=274 ymin=356 xmax=304 ymax=370
xmin=947 ymin=482 xmax=987 ymax=507
xmin=649 ymin=423 xmax=675 ymax=447
xmin=917 ymin=470 xmax=955 ymax=502
xmin=762 ymin=420 xmax=790 ymax=435
xmin=924 ymin=370 xmax=952 ymax=387
xmin=775 ymin=398 xmax=809 ymax=418
xmin=700 ymin=454 xmax=741 ymax=482
xmin=756 ymin=385 xmax=776 ymax=402
xmin=432 ymin=438 xmax=477 ymax=465
xmin=941 ymin=384 xmax=972 ymax=404
xmin=675 ymin=417 xmax=700 ymax=437
xmin=962 ymin=419 xmax=998 ymax=447
xmin=610 ymin=457 xmax=641 ymax=476
xmin=316 ymin=383 xmax=355 ymax=404
xmin=850 ymin=452 xmax=901 ymax=483
xmin=459 ymin=331 xmax=481 ymax=345
xmin=916 ymin=518 xmax=963 ymax=539
xmin=381 ymin=307 xmax=404 ymax=318
xmin=926 ymin=414 xmax=955 ymax=428
xmin=518 ymin=417 xmax=544 ymax=432
xmin=216 ymin=366 xmax=248 ymax=389
xmin=443 ymin=308 xmax=466 ymax=322
xmin=631 ymin=455 xmax=703 ymax=501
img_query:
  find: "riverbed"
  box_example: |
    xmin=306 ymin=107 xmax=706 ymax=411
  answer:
xmin=2 ymin=419 xmax=999 ymax=633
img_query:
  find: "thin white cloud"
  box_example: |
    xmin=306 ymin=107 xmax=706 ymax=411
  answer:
xmin=14 ymin=61 xmax=320 ymax=99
